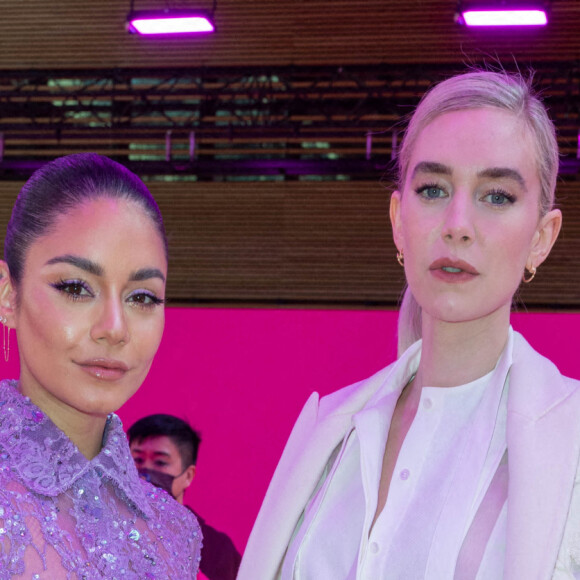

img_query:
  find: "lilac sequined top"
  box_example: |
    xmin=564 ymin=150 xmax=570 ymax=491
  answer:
xmin=0 ymin=379 xmax=202 ymax=579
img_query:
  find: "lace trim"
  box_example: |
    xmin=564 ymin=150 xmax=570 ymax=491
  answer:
xmin=0 ymin=379 xmax=153 ymax=518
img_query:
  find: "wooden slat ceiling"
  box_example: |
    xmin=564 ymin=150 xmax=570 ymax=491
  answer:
xmin=0 ymin=1 xmax=578 ymax=69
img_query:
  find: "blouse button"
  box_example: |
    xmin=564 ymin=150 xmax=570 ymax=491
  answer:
xmin=423 ymin=397 xmax=433 ymax=410
xmin=369 ymin=541 xmax=379 ymax=554
xmin=400 ymin=468 xmax=410 ymax=480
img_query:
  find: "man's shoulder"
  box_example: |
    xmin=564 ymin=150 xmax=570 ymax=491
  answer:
xmin=186 ymin=507 xmax=241 ymax=580
xmin=186 ymin=507 xmax=238 ymax=549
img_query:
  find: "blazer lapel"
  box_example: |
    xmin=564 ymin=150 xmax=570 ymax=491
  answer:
xmin=239 ymin=342 xmax=421 ymax=580
xmin=239 ymin=389 xmax=379 ymax=580
xmin=238 ymin=392 xmax=350 ymax=580
xmin=505 ymin=333 xmax=580 ymax=579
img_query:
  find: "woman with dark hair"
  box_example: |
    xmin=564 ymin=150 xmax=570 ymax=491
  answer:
xmin=238 ymin=70 xmax=580 ymax=579
xmin=0 ymin=153 xmax=202 ymax=577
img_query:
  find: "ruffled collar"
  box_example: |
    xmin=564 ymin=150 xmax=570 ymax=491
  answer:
xmin=0 ymin=379 xmax=154 ymax=519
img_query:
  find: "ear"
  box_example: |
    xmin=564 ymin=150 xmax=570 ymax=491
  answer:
xmin=0 ymin=261 xmax=17 ymax=328
xmin=182 ymin=464 xmax=196 ymax=490
xmin=526 ymin=208 xmax=562 ymax=270
xmin=390 ymin=191 xmax=403 ymax=252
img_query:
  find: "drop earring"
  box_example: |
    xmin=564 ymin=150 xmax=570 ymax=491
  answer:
xmin=0 ymin=316 xmax=9 ymax=363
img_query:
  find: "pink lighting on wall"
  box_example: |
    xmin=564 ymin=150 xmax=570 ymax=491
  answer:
xmin=127 ymin=11 xmax=215 ymax=35
xmin=461 ymin=8 xmax=548 ymax=26
xmin=116 ymin=307 xmax=580 ymax=551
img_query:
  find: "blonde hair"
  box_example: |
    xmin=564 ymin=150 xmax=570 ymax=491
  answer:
xmin=396 ymin=70 xmax=559 ymax=356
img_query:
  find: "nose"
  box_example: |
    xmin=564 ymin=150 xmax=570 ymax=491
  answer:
xmin=90 ymin=296 xmax=130 ymax=345
xmin=441 ymin=191 xmax=475 ymax=245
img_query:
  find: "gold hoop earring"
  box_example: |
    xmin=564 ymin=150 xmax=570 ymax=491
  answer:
xmin=396 ymin=250 xmax=404 ymax=267
xmin=0 ymin=316 xmax=9 ymax=363
xmin=522 ymin=266 xmax=536 ymax=284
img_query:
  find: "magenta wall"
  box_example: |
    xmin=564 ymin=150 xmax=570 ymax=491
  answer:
xmin=116 ymin=307 xmax=580 ymax=554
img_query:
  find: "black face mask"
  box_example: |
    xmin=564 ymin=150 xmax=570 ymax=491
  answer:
xmin=137 ymin=468 xmax=176 ymax=497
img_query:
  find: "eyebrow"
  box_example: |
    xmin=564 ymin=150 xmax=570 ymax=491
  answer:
xmin=45 ymin=254 xmax=166 ymax=283
xmin=411 ymin=161 xmax=527 ymax=190
xmin=477 ymin=167 xmax=527 ymax=191
xmin=411 ymin=161 xmax=452 ymax=179
xmin=130 ymin=267 xmax=166 ymax=283
xmin=132 ymin=448 xmax=171 ymax=457
xmin=45 ymin=254 xmax=103 ymax=276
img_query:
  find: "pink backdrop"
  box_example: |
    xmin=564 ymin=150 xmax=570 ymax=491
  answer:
xmin=4 ymin=308 xmax=579 ymax=553
xmin=115 ymin=308 xmax=580 ymax=554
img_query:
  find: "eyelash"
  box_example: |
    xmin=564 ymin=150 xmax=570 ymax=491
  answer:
xmin=415 ymin=183 xmax=517 ymax=206
xmin=483 ymin=188 xmax=516 ymax=206
xmin=415 ymin=182 xmax=446 ymax=199
xmin=51 ymin=279 xmax=93 ymax=300
xmin=51 ymin=279 xmax=165 ymax=309
xmin=127 ymin=292 xmax=165 ymax=308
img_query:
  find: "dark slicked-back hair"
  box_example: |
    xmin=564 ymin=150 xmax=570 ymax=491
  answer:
xmin=4 ymin=152 xmax=168 ymax=287
xmin=127 ymin=414 xmax=201 ymax=469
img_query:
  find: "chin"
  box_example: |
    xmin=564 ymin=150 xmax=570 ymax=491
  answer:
xmin=76 ymin=393 xmax=130 ymax=417
xmin=422 ymin=296 xmax=466 ymax=319
xmin=424 ymin=301 xmax=486 ymax=325
xmin=433 ymin=302 xmax=511 ymax=326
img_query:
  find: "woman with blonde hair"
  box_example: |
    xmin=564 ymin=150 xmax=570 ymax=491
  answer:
xmin=238 ymin=70 xmax=580 ymax=579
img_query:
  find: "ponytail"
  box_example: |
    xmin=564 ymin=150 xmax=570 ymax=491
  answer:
xmin=397 ymin=286 xmax=422 ymax=357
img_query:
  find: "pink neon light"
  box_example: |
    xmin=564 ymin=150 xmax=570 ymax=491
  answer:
xmin=462 ymin=9 xmax=547 ymax=26
xmin=129 ymin=16 xmax=214 ymax=35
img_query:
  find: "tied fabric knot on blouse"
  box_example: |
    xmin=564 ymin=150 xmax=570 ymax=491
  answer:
xmin=0 ymin=379 xmax=202 ymax=579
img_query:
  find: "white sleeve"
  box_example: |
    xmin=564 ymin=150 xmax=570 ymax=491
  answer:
xmin=554 ymin=462 xmax=580 ymax=579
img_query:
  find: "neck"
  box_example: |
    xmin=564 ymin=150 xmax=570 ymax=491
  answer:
xmin=52 ymin=413 xmax=107 ymax=459
xmin=18 ymin=380 xmax=107 ymax=460
xmin=415 ymin=306 xmax=510 ymax=390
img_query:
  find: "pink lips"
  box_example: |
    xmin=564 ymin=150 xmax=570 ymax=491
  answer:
xmin=429 ymin=258 xmax=479 ymax=282
xmin=77 ymin=359 xmax=129 ymax=381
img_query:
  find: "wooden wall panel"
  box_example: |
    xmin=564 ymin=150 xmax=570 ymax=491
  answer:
xmin=0 ymin=1 xmax=578 ymax=70
xmin=1 ymin=179 xmax=578 ymax=309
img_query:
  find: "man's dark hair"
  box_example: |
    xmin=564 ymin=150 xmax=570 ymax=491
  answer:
xmin=127 ymin=414 xmax=201 ymax=469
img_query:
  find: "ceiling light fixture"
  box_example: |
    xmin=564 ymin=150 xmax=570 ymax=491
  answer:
xmin=457 ymin=1 xmax=549 ymax=26
xmin=127 ymin=1 xmax=216 ymax=35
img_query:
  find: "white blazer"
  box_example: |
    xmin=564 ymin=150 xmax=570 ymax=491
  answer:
xmin=238 ymin=332 xmax=580 ymax=579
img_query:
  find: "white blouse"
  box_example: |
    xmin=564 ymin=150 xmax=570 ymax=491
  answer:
xmin=280 ymin=330 xmax=514 ymax=580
